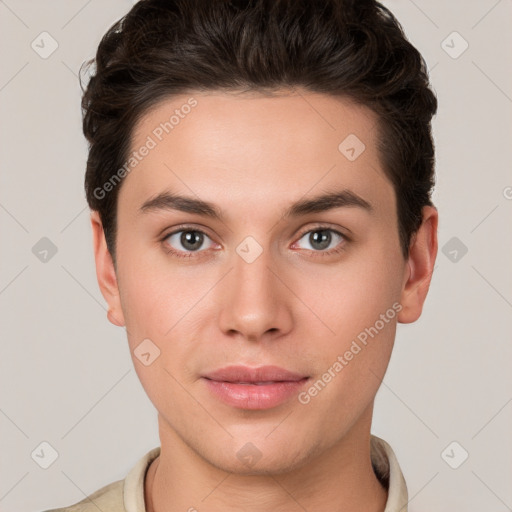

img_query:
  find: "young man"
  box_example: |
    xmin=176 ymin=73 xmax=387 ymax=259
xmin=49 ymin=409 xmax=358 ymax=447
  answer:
xmin=46 ymin=0 xmax=438 ymax=511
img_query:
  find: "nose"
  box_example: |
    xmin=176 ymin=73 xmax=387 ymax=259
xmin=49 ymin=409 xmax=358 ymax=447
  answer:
xmin=217 ymin=243 xmax=294 ymax=343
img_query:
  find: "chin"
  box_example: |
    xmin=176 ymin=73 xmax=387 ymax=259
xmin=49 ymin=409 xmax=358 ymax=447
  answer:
xmin=204 ymin=437 xmax=318 ymax=476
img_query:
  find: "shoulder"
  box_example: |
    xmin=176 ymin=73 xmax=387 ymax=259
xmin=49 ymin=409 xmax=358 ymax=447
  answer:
xmin=39 ymin=446 xmax=160 ymax=512
xmin=40 ymin=478 xmax=124 ymax=512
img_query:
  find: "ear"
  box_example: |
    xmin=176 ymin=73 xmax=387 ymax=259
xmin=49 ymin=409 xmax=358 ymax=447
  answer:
xmin=90 ymin=211 xmax=125 ymax=327
xmin=397 ymin=205 xmax=438 ymax=324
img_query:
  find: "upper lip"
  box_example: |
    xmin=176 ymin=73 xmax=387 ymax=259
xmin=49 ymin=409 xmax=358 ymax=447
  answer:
xmin=202 ymin=365 xmax=308 ymax=383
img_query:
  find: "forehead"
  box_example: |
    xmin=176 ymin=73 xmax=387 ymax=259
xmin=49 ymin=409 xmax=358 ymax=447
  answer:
xmin=121 ymin=90 xmax=395 ymax=221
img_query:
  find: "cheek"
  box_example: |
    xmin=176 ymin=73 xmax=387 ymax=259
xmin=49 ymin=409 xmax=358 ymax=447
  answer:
xmin=307 ymin=243 xmax=403 ymax=345
xmin=295 ymin=236 xmax=403 ymax=405
xmin=115 ymin=228 xmax=200 ymax=338
xmin=117 ymin=264 xmax=206 ymax=408
xmin=117 ymin=253 xmax=214 ymax=380
xmin=296 ymin=264 xmax=399 ymax=424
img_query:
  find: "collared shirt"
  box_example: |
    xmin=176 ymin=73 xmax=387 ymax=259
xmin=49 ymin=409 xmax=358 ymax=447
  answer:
xmin=43 ymin=434 xmax=408 ymax=512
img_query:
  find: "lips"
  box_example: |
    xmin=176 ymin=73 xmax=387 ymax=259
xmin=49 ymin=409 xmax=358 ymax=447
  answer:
xmin=202 ymin=365 xmax=310 ymax=410
xmin=202 ymin=365 xmax=308 ymax=384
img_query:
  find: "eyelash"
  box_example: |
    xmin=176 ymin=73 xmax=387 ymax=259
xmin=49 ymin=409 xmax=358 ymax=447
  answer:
xmin=160 ymin=225 xmax=350 ymax=260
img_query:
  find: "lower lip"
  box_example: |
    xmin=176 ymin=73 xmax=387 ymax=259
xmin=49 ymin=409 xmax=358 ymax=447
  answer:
xmin=203 ymin=378 xmax=310 ymax=410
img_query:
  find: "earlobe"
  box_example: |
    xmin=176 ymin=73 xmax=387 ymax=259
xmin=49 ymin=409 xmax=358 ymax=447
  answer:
xmin=397 ymin=205 xmax=438 ymax=324
xmin=90 ymin=211 xmax=126 ymax=327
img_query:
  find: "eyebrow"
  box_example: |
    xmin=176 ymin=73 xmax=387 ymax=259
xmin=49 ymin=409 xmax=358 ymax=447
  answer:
xmin=139 ymin=188 xmax=374 ymax=220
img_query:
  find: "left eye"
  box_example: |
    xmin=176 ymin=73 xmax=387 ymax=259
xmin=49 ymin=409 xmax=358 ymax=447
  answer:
xmin=164 ymin=229 xmax=214 ymax=253
xmin=295 ymin=228 xmax=345 ymax=252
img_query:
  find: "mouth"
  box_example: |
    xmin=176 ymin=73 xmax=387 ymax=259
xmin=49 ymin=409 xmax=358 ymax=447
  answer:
xmin=206 ymin=380 xmax=295 ymax=385
xmin=202 ymin=364 xmax=309 ymax=383
xmin=201 ymin=365 xmax=310 ymax=410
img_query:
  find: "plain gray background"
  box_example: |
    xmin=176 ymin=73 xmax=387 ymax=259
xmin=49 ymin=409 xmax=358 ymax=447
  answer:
xmin=1 ymin=1 xmax=511 ymax=511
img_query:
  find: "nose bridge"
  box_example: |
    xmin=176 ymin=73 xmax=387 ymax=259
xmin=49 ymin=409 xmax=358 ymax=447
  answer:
xmin=235 ymin=242 xmax=273 ymax=297
xmin=218 ymin=236 xmax=292 ymax=339
xmin=233 ymin=237 xmax=277 ymax=310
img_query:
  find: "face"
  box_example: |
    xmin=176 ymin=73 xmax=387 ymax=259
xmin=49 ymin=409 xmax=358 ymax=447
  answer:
xmin=93 ymin=89 xmax=436 ymax=474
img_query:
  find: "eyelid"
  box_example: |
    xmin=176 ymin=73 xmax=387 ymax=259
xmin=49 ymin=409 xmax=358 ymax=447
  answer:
xmin=160 ymin=223 xmax=350 ymax=243
xmin=294 ymin=223 xmax=351 ymax=242
xmin=159 ymin=222 xmax=216 ymax=239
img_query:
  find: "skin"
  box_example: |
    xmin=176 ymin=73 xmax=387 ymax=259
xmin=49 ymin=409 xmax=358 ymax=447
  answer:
xmin=91 ymin=89 xmax=438 ymax=512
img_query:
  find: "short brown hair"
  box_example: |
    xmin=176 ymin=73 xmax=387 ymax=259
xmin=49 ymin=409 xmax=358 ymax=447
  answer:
xmin=81 ymin=0 xmax=437 ymax=262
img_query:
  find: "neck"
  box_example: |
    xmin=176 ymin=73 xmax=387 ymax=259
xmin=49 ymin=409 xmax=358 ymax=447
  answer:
xmin=145 ymin=405 xmax=388 ymax=512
